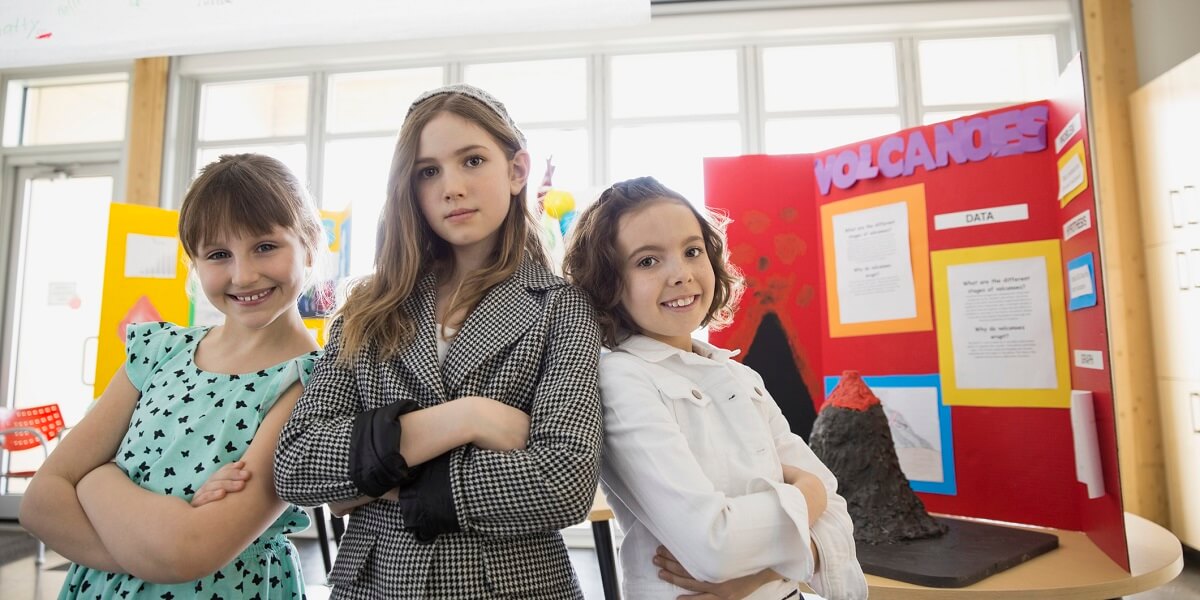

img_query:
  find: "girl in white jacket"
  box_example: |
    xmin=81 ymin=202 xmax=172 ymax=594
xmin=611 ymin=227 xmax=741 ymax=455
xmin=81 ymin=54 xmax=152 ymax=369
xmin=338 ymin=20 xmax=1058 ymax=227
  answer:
xmin=564 ymin=176 xmax=867 ymax=600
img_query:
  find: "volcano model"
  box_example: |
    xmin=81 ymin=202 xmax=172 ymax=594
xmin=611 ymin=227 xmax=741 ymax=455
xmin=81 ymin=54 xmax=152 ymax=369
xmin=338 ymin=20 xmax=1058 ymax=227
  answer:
xmin=809 ymin=371 xmax=947 ymax=544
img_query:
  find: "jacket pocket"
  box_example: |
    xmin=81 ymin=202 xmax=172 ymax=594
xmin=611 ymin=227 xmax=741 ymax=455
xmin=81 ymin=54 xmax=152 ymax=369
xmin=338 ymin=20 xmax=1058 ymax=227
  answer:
xmin=326 ymin=527 xmax=378 ymax=588
xmin=481 ymin=532 xmax=577 ymax=597
xmin=656 ymin=375 xmax=729 ymax=489
xmin=657 ymin=375 xmax=712 ymax=408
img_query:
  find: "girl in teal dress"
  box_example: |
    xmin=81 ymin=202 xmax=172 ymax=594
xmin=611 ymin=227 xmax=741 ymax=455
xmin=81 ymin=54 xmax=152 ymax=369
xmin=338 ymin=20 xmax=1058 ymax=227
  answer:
xmin=22 ymin=154 xmax=325 ymax=599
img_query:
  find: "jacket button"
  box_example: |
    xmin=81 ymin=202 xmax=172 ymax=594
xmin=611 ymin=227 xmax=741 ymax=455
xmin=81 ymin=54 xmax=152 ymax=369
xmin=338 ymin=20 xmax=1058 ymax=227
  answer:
xmin=691 ymin=389 xmax=702 ymax=399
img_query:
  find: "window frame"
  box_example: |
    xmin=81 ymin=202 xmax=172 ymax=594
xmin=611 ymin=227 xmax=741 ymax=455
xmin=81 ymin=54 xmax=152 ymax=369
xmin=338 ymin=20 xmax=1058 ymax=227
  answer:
xmin=170 ymin=22 xmax=1074 ymax=218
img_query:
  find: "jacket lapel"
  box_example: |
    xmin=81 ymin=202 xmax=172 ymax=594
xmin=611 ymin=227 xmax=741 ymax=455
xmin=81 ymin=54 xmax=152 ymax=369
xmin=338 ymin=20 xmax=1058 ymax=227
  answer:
xmin=396 ymin=272 xmax=448 ymax=404
xmin=441 ymin=261 xmax=553 ymax=394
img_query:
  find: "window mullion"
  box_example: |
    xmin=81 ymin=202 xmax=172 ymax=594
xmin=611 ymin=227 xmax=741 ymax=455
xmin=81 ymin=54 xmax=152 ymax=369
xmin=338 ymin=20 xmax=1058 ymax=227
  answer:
xmin=741 ymin=44 xmax=761 ymax=156
xmin=308 ymin=70 xmax=327 ymax=207
xmin=898 ymin=36 xmax=922 ymax=130
xmin=593 ymin=53 xmax=608 ymax=188
xmin=197 ymin=136 xmax=309 ymax=148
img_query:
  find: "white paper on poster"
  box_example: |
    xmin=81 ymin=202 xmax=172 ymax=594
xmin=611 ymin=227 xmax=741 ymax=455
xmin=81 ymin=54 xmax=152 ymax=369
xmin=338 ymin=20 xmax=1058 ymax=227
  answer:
xmin=1055 ymin=113 xmax=1083 ymax=154
xmin=1063 ymin=210 xmax=1092 ymax=241
xmin=874 ymin=387 xmax=943 ymax=482
xmin=1070 ymin=390 xmax=1105 ymax=499
xmin=946 ymin=256 xmax=1058 ymax=390
xmin=47 ymin=282 xmax=76 ymax=306
xmin=831 ymin=201 xmax=917 ymax=325
xmin=1068 ymin=264 xmax=1095 ymax=299
xmin=1074 ymin=349 xmax=1105 ymax=370
xmin=934 ymin=204 xmax=1028 ymax=231
xmin=1058 ymin=154 xmax=1086 ymax=201
xmin=125 ymin=234 xmax=178 ymax=279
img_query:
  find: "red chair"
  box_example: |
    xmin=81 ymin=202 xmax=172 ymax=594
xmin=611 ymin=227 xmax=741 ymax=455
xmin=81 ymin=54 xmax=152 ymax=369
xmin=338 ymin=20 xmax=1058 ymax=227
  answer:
xmin=0 ymin=403 xmax=67 ymax=565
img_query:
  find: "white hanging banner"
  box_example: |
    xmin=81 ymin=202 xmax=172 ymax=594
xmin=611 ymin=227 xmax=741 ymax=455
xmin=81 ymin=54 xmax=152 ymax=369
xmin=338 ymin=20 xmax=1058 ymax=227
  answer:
xmin=0 ymin=0 xmax=650 ymax=69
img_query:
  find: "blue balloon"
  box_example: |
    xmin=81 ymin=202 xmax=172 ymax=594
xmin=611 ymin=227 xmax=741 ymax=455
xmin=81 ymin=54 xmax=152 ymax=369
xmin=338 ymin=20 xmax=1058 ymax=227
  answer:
xmin=559 ymin=210 xmax=577 ymax=236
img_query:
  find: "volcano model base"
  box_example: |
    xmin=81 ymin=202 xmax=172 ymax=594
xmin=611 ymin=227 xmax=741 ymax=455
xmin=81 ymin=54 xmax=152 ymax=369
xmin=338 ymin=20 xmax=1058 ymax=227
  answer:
xmin=856 ymin=516 xmax=1059 ymax=588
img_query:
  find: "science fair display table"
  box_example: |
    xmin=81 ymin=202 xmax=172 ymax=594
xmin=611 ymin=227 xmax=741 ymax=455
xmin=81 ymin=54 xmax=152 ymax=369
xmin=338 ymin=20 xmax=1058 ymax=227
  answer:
xmin=865 ymin=513 xmax=1183 ymax=599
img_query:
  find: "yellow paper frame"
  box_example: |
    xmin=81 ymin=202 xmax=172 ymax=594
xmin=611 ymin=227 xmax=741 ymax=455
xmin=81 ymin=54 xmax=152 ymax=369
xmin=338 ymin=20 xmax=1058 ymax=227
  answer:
xmin=820 ymin=183 xmax=932 ymax=337
xmin=1058 ymin=140 xmax=1089 ymax=207
xmin=930 ymin=240 xmax=1071 ymax=408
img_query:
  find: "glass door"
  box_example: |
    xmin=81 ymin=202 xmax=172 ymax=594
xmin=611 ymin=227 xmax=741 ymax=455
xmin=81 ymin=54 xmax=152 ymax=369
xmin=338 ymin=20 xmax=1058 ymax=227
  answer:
xmin=0 ymin=163 xmax=117 ymax=518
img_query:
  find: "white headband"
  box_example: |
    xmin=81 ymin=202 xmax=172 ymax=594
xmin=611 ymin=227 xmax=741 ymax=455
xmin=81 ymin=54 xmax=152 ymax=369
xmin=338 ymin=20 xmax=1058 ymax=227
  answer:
xmin=407 ymin=83 xmax=525 ymax=147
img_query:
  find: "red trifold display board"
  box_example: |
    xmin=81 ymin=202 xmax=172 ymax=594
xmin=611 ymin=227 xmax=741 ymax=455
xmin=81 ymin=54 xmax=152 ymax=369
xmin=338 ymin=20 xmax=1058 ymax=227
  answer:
xmin=706 ymin=56 xmax=1128 ymax=570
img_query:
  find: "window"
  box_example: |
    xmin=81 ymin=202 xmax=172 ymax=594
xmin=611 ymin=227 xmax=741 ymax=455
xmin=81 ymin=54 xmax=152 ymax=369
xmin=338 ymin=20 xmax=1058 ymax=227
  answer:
xmin=762 ymin=42 xmax=902 ymax=153
xmin=610 ymin=121 xmax=742 ymax=205
xmin=3 ymin=74 xmax=129 ymax=146
xmin=762 ymin=43 xmax=899 ymax=112
xmin=609 ymin=50 xmax=742 ymax=204
xmin=323 ymin=68 xmax=445 ymax=276
xmin=465 ymin=58 xmax=591 ymax=200
xmin=194 ymin=77 xmax=309 ymax=181
xmin=327 ymin=68 xmax=443 ymax=135
xmin=922 ymin=110 xmax=980 ymax=126
xmin=464 ymin=59 xmax=587 ymax=123
xmin=180 ymin=29 xmax=1066 ymax=274
xmin=765 ymin=115 xmax=903 ymax=154
xmin=917 ymin=34 xmax=1060 ymax=121
xmin=611 ymin=50 xmax=739 ymax=118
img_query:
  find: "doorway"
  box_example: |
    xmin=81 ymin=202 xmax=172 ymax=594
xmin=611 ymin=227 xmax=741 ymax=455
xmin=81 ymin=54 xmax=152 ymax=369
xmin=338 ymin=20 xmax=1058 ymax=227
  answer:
xmin=0 ymin=162 xmax=118 ymax=518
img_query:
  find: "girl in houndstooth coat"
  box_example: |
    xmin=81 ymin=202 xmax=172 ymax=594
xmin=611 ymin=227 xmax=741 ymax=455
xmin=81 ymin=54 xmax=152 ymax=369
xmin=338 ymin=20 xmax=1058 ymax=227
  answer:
xmin=274 ymin=84 xmax=603 ymax=599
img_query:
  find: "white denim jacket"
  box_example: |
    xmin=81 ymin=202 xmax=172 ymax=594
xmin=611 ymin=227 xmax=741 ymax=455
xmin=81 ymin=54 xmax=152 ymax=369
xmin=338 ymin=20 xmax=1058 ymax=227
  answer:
xmin=598 ymin=334 xmax=868 ymax=600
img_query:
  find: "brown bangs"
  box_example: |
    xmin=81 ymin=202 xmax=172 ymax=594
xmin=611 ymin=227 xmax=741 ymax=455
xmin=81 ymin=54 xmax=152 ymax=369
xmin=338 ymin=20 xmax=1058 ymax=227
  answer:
xmin=181 ymin=189 xmax=293 ymax=256
xmin=178 ymin=154 xmax=321 ymax=260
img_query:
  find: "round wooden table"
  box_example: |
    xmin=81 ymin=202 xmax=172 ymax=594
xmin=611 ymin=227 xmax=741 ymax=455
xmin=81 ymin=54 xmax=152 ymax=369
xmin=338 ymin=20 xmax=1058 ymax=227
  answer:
xmin=865 ymin=513 xmax=1184 ymax=599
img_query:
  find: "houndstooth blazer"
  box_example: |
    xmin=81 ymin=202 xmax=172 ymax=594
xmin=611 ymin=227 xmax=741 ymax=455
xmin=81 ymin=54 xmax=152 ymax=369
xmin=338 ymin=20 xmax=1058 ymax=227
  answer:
xmin=274 ymin=259 xmax=603 ymax=599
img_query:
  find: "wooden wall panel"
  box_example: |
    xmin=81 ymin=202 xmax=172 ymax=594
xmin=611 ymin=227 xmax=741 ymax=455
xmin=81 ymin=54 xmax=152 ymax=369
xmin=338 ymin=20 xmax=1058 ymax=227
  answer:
xmin=124 ymin=57 xmax=169 ymax=207
xmin=1081 ymin=0 xmax=1169 ymax=525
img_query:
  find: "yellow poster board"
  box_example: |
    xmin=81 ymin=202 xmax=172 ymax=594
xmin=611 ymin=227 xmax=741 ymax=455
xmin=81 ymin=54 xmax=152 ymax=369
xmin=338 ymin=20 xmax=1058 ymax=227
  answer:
xmin=93 ymin=204 xmax=189 ymax=398
xmin=930 ymin=239 xmax=1071 ymax=408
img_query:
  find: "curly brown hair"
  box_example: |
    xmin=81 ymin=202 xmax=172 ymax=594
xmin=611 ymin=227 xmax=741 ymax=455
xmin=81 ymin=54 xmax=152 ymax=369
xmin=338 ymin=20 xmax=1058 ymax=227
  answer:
xmin=563 ymin=176 xmax=743 ymax=348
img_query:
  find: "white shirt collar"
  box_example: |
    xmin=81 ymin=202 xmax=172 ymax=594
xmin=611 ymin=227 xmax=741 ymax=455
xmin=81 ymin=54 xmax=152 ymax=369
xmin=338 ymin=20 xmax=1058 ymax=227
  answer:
xmin=613 ymin=334 xmax=740 ymax=366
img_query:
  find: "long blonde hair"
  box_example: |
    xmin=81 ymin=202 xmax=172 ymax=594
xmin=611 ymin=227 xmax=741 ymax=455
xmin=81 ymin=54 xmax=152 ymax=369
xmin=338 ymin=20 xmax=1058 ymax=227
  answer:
xmin=336 ymin=91 xmax=549 ymax=364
